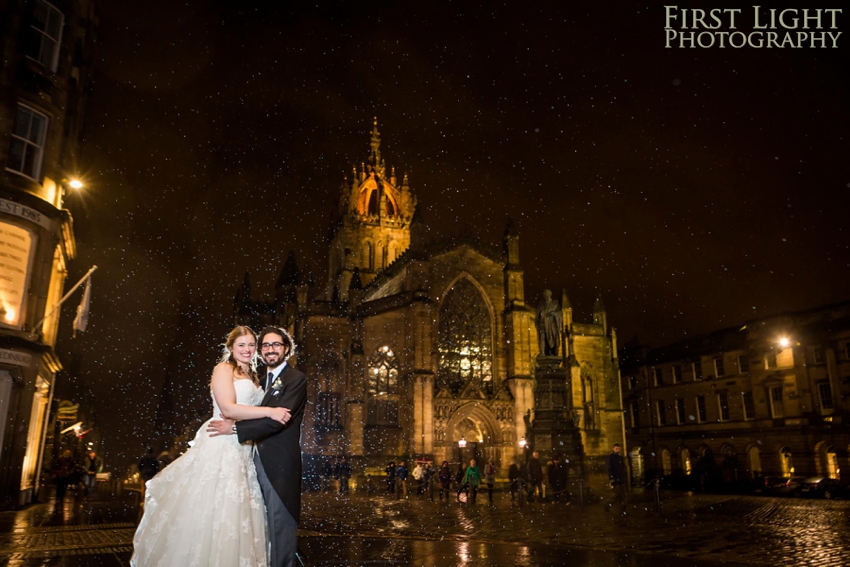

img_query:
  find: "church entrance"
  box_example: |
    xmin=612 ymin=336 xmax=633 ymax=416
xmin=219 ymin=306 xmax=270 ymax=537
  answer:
xmin=448 ymin=408 xmax=502 ymax=472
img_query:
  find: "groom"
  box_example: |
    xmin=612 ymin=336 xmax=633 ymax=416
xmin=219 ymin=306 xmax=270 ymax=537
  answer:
xmin=209 ymin=326 xmax=307 ymax=567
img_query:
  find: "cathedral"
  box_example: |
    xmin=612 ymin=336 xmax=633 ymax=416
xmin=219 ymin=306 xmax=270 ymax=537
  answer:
xmin=234 ymin=120 xmax=624 ymax=485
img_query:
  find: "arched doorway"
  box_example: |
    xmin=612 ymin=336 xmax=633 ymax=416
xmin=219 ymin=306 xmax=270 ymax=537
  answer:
xmin=446 ymin=403 xmax=503 ymax=472
xmin=721 ymin=444 xmax=739 ymax=483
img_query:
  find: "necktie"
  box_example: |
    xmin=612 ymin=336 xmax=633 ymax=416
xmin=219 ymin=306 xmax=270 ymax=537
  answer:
xmin=266 ymin=372 xmax=274 ymax=391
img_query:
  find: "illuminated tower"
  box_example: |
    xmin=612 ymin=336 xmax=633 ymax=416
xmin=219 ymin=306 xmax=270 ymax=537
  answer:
xmin=325 ymin=119 xmax=417 ymax=300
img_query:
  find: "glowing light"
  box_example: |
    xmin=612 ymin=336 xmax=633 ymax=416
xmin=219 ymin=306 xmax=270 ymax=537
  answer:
xmin=779 ymin=337 xmax=790 ymax=348
xmin=3 ymin=307 xmax=14 ymax=323
xmin=519 ymin=437 xmax=527 ymax=448
xmin=458 ymin=437 xmax=467 ymax=448
xmin=69 ymin=179 xmax=83 ymax=189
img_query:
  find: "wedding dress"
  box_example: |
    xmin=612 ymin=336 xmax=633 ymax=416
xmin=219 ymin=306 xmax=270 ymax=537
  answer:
xmin=131 ymin=379 xmax=267 ymax=567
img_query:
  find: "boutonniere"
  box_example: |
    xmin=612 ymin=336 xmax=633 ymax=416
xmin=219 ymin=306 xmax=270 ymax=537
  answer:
xmin=270 ymin=377 xmax=283 ymax=396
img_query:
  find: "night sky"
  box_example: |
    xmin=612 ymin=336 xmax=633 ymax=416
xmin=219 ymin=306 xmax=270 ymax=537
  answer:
xmin=55 ymin=1 xmax=849 ymax=470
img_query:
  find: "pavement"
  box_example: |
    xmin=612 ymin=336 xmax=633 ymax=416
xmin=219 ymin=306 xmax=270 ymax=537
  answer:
xmin=1 ymin=486 xmax=848 ymax=566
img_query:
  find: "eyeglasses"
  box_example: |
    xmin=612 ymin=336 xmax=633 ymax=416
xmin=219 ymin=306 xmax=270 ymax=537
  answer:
xmin=261 ymin=342 xmax=285 ymax=350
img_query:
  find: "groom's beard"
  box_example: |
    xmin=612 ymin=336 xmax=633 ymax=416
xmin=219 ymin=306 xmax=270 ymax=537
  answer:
xmin=262 ymin=353 xmax=285 ymax=369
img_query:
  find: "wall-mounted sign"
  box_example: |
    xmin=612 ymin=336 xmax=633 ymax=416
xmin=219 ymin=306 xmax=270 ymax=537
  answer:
xmin=0 ymin=198 xmax=52 ymax=231
xmin=0 ymin=349 xmax=32 ymax=367
xmin=0 ymin=222 xmax=34 ymax=329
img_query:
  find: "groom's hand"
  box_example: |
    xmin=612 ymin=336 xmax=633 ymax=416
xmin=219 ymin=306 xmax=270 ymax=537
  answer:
xmin=207 ymin=416 xmax=235 ymax=437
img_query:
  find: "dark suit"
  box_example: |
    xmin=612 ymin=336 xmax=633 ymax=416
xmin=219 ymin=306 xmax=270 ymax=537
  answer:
xmin=236 ymin=364 xmax=307 ymax=567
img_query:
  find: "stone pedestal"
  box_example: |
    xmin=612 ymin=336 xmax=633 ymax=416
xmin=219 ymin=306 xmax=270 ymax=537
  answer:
xmin=529 ymin=356 xmax=584 ymax=472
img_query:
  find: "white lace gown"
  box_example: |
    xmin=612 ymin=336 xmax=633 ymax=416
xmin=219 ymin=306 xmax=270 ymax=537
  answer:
xmin=131 ymin=379 xmax=267 ymax=567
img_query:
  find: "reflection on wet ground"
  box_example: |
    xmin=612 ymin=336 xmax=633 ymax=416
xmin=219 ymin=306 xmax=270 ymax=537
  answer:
xmin=1 ymin=488 xmax=848 ymax=566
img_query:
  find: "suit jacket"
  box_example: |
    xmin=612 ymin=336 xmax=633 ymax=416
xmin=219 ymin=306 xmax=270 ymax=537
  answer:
xmin=236 ymin=364 xmax=308 ymax=523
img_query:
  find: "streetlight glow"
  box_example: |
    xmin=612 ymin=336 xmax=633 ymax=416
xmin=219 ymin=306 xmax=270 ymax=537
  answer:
xmin=519 ymin=437 xmax=527 ymax=448
xmin=779 ymin=337 xmax=790 ymax=348
xmin=69 ymin=179 xmax=83 ymax=189
xmin=458 ymin=437 xmax=467 ymax=448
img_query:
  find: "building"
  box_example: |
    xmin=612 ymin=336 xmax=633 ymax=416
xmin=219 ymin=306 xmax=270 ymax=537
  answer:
xmin=235 ymin=120 xmax=624 ymax=484
xmin=0 ymin=0 xmax=98 ymax=507
xmin=620 ymin=301 xmax=850 ymax=490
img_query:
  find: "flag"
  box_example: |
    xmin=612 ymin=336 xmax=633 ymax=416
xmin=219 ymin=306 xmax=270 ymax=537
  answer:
xmin=73 ymin=277 xmax=92 ymax=337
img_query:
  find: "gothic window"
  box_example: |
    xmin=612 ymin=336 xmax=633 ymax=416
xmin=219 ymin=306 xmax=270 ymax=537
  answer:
xmin=316 ymin=392 xmax=342 ymax=430
xmin=437 ymin=278 xmax=493 ymax=396
xmin=362 ymin=242 xmax=374 ymax=271
xmin=367 ymin=346 xmax=399 ymax=425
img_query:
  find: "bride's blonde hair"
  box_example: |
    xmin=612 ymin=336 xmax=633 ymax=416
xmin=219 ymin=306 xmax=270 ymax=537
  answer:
xmin=219 ymin=325 xmax=259 ymax=385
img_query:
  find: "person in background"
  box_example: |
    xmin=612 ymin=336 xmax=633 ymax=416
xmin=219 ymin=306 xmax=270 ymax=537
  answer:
xmin=508 ymin=458 xmax=522 ymax=501
xmin=484 ymin=459 xmax=497 ymax=503
xmin=527 ymin=451 xmax=543 ymax=502
xmin=83 ymin=450 xmax=103 ymax=497
xmin=395 ymin=460 xmax=409 ymax=498
xmin=606 ymin=442 xmax=628 ymax=514
xmin=412 ymin=462 xmax=424 ymax=495
xmin=438 ymin=461 xmax=452 ymax=500
xmin=52 ymin=449 xmax=77 ymax=504
xmin=462 ymin=458 xmax=482 ymax=504
xmin=335 ymin=456 xmax=352 ymax=495
xmin=385 ymin=461 xmax=396 ymax=494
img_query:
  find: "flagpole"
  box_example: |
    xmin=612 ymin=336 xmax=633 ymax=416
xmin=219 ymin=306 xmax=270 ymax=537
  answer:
xmin=34 ymin=265 xmax=98 ymax=330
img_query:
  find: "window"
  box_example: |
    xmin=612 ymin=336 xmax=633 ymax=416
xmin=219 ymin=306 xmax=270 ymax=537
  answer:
xmin=812 ymin=346 xmax=826 ymax=365
xmin=764 ymin=351 xmax=777 ymax=369
xmin=692 ymin=361 xmax=703 ymax=380
xmin=653 ymin=367 xmax=663 ymax=386
xmin=696 ymin=395 xmax=707 ymax=423
xmin=717 ymin=392 xmax=730 ymax=421
xmin=656 ymin=400 xmax=667 ymax=426
xmin=714 ymin=356 xmax=725 ymax=377
xmin=742 ymin=391 xmax=755 ymax=420
xmin=818 ymin=382 xmax=834 ymax=411
xmin=26 ymin=1 xmax=63 ymax=71
xmin=629 ymin=401 xmax=640 ymax=428
xmin=367 ymin=346 xmax=399 ymax=425
xmin=738 ymin=354 xmax=750 ymax=373
xmin=316 ymin=392 xmax=342 ymax=430
xmin=437 ymin=278 xmax=493 ymax=396
xmin=768 ymin=386 xmax=784 ymax=418
xmin=671 ymin=365 xmax=682 ymax=384
xmin=675 ymin=398 xmax=686 ymax=424
xmin=7 ymin=104 xmax=47 ymax=180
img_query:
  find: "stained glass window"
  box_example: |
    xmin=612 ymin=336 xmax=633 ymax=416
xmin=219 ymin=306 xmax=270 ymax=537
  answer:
xmin=437 ymin=278 xmax=493 ymax=396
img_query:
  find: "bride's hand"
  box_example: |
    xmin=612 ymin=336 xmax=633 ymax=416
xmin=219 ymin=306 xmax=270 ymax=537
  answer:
xmin=267 ymin=407 xmax=292 ymax=424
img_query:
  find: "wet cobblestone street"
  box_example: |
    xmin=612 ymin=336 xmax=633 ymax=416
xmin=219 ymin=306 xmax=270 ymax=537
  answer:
xmin=0 ymin=488 xmax=847 ymax=566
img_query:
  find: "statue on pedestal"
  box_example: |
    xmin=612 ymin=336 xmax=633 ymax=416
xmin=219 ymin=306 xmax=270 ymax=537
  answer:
xmin=536 ymin=289 xmax=563 ymax=356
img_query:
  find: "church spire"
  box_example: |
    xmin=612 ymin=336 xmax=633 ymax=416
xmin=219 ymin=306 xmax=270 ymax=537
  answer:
xmin=369 ymin=117 xmax=382 ymax=173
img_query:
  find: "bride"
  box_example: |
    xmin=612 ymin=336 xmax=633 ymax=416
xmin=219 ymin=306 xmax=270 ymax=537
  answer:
xmin=131 ymin=325 xmax=290 ymax=567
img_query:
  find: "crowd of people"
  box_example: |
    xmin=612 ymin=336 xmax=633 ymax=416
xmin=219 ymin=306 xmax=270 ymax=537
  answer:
xmin=377 ymin=452 xmax=578 ymax=504
xmin=50 ymin=449 xmax=103 ymax=501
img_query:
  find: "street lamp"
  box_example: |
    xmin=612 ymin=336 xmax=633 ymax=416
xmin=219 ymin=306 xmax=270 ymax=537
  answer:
xmin=778 ymin=337 xmax=790 ymax=348
xmin=458 ymin=437 xmax=467 ymax=449
xmin=519 ymin=437 xmax=527 ymax=449
xmin=69 ymin=179 xmax=83 ymax=189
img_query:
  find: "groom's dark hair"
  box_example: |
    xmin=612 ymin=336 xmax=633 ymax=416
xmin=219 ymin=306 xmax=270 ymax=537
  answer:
xmin=258 ymin=326 xmax=294 ymax=357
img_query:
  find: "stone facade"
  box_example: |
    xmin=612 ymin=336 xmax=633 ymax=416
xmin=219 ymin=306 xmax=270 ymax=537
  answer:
xmin=236 ymin=122 xmax=624 ymax=485
xmin=621 ymin=302 xmax=850 ymax=490
xmin=0 ymin=0 xmax=98 ymax=507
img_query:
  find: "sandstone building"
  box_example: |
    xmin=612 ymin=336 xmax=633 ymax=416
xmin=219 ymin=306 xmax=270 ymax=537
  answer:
xmin=620 ymin=301 xmax=850 ymax=489
xmin=0 ymin=0 xmax=98 ymax=506
xmin=235 ymin=121 xmax=624 ymax=483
